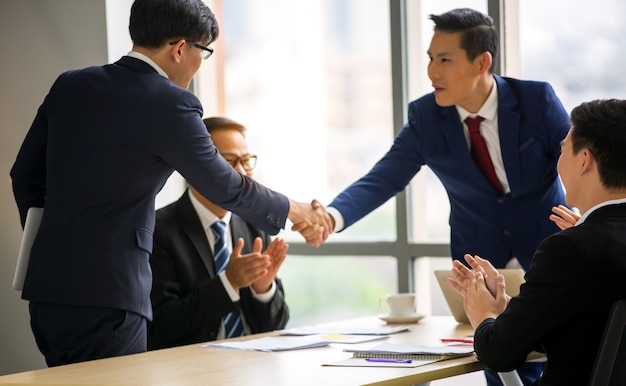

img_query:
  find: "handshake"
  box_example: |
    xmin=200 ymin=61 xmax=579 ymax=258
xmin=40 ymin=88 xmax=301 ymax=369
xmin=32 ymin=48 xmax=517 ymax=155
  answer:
xmin=288 ymin=199 xmax=335 ymax=247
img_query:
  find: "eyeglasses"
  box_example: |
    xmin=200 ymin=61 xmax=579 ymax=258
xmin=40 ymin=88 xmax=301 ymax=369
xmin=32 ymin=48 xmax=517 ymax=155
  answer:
xmin=169 ymin=40 xmax=214 ymax=60
xmin=220 ymin=153 xmax=257 ymax=171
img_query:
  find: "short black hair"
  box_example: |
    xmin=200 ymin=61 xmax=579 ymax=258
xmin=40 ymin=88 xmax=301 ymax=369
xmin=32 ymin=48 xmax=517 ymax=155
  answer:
xmin=570 ymin=99 xmax=626 ymax=189
xmin=429 ymin=8 xmax=498 ymax=73
xmin=129 ymin=0 xmax=219 ymax=49
xmin=203 ymin=117 xmax=246 ymax=135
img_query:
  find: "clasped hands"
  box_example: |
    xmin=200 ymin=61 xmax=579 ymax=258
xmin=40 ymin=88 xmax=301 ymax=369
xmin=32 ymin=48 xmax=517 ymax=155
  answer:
xmin=447 ymin=254 xmax=511 ymax=328
xmin=288 ymin=199 xmax=334 ymax=247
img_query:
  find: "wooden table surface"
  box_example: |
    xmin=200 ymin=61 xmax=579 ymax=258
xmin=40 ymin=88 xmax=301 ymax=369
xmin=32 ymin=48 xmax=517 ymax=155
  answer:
xmin=0 ymin=316 xmax=487 ymax=386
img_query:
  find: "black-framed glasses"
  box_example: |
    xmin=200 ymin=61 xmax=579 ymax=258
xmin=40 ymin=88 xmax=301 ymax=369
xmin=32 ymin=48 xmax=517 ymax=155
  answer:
xmin=169 ymin=40 xmax=214 ymax=60
xmin=220 ymin=153 xmax=257 ymax=171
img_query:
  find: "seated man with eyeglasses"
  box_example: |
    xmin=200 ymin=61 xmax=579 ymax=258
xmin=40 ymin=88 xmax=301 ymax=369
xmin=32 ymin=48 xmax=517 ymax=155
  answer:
xmin=147 ymin=117 xmax=290 ymax=350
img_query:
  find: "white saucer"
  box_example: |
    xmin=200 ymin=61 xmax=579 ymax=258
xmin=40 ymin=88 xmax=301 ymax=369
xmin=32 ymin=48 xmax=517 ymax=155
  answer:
xmin=377 ymin=313 xmax=425 ymax=324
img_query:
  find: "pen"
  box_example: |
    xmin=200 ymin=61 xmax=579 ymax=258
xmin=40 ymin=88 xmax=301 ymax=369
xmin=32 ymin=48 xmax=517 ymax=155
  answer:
xmin=440 ymin=338 xmax=474 ymax=344
xmin=365 ymin=358 xmax=412 ymax=364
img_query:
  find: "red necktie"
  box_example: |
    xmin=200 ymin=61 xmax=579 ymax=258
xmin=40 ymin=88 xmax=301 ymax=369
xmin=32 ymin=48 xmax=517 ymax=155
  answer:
xmin=465 ymin=116 xmax=503 ymax=194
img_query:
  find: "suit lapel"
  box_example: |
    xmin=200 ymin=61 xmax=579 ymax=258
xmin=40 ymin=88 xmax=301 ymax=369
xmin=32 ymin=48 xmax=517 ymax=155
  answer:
xmin=495 ymin=76 xmax=522 ymax=192
xmin=230 ymin=216 xmax=254 ymax=254
xmin=177 ymin=191 xmax=215 ymax=276
xmin=439 ymin=107 xmax=496 ymax=190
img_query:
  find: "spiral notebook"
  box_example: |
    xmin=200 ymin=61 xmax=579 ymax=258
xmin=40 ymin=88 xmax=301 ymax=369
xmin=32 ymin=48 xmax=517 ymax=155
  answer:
xmin=323 ymin=342 xmax=474 ymax=367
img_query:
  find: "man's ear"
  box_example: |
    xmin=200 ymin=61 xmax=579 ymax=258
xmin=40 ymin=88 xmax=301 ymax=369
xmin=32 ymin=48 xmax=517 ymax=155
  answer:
xmin=477 ymin=51 xmax=492 ymax=75
xmin=169 ymin=39 xmax=185 ymax=63
xmin=580 ymin=149 xmax=595 ymax=174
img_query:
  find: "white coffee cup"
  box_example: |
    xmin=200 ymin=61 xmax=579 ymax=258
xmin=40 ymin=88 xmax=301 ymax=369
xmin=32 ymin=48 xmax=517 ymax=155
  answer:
xmin=379 ymin=293 xmax=416 ymax=317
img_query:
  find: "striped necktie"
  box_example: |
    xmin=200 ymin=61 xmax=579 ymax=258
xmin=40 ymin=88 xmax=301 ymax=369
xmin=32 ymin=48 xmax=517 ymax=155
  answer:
xmin=210 ymin=221 xmax=245 ymax=338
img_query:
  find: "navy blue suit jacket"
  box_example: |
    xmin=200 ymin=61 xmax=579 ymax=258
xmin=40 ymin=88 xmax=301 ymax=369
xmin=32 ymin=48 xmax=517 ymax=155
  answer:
xmin=147 ymin=191 xmax=289 ymax=350
xmin=10 ymin=56 xmax=289 ymax=319
xmin=329 ymin=76 xmax=570 ymax=269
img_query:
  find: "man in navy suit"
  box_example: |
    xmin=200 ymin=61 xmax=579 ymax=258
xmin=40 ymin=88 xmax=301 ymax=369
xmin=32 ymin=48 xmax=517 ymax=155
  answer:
xmin=148 ymin=117 xmax=290 ymax=350
xmin=10 ymin=0 xmax=329 ymax=367
xmin=450 ymin=99 xmax=626 ymax=385
xmin=319 ymin=8 xmax=570 ymax=385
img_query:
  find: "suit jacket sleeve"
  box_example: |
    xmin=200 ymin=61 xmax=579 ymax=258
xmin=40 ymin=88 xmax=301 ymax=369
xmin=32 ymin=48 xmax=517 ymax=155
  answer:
xmin=472 ymin=232 xmax=588 ymax=371
xmin=150 ymin=90 xmax=289 ymax=234
xmin=328 ymin=121 xmax=425 ymax=229
xmin=11 ymin=90 xmax=53 ymax=226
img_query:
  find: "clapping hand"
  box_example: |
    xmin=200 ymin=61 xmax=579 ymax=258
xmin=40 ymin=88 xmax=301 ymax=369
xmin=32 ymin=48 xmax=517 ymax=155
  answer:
xmin=447 ymin=254 xmax=509 ymax=328
xmin=224 ymin=237 xmax=270 ymax=292
xmin=251 ymin=237 xmax=288 ymax=294
xmin=549 ymin=205 xmax=580 ymax=230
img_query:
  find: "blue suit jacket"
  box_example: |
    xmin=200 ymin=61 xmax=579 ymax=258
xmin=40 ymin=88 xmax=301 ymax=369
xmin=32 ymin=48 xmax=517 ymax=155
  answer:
xmin=329 ymin=76 xmax=570 ymax=269
xmin=10 ymin=56 xmax=289 ymax=319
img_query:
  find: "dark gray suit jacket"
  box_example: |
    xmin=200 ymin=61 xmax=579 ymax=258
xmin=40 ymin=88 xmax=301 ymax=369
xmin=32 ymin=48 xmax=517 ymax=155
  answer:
xmin=147 ymin=190 xmax=289 ymax=350
xmin=10 ymin=56 xmax=289 ymax=320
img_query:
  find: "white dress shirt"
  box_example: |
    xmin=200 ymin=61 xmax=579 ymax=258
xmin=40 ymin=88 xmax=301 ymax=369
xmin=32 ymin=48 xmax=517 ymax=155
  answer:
xmin=188 ymin=190 xmax=276 ymax=303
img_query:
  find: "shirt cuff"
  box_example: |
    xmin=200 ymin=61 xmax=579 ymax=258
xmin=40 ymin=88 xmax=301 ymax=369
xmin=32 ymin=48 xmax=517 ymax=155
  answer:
xmin=326 ymin=206 xmax=345 ymax=233
xmin=250 ymin=280 xmax=277 ymax=303
xmin=218 ymin=271 xmax=240 ymax=302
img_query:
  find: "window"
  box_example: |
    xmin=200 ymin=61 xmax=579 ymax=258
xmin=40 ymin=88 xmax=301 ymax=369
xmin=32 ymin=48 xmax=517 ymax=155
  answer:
xmin=193 ymin=0 xmax=621 ymax=326
xmin=195 ymin=0 xmax=399 ymax=325
xmin=517 ymin=0 xmax=626 ymax=112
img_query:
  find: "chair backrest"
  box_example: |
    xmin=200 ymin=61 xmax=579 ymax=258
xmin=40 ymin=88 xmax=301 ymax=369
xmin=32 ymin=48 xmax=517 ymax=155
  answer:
xmin=589 ymin=299 xmax=626 ymax=386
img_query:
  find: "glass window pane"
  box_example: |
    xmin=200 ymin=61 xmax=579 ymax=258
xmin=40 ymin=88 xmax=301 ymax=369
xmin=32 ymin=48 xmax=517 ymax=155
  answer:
xmin=518 ymin=0 xmax=626 ymax=112
xmin=279 ymin=256 xmax=397 ymax=327
xmin=218 ymin=0 xmax=395 ymax=242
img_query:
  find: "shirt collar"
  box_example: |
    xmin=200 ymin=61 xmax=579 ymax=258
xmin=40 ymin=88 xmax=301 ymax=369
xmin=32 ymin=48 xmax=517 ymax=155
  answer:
xmin=126 ymin=51 xmax=169 ymax=79
xmin=456 ymin=77 xmax=498 ymax=122
xmin=188 ymin=188 xmax=232 ymax=230
xmin=576 ymin=198 xmax=626 ymax=225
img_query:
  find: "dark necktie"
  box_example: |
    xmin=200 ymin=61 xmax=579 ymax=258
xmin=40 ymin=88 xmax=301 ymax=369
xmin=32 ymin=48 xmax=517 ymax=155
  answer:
xmin=210 ymin=221 xmax=245 ymax=338
xmin=465 ymin=116 xmax=503 ymax=194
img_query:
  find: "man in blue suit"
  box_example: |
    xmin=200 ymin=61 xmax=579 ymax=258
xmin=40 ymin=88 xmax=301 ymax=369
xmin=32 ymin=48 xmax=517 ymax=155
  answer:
xmin=323 ymin=8 xmax=570 ymax=385
xmin=10 ymin=0 xmax=329 ymax=367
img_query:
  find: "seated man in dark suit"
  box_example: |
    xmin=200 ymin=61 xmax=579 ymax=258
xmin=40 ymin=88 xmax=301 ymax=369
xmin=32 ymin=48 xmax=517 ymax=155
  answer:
xmin=449 ymin=99 xmax=626 ymax=385
xmin=148 ymin=117 xmax=289 ymax=349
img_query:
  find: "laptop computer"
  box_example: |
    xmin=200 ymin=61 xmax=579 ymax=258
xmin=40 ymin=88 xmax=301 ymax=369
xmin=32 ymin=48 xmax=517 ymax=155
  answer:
xmin=434 ymin=268 xmax=526 ymax=324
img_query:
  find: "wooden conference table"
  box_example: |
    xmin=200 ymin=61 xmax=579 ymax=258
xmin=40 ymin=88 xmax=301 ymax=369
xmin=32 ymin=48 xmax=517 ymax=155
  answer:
xmin=0 ymin=316 xmax=487 ymax=386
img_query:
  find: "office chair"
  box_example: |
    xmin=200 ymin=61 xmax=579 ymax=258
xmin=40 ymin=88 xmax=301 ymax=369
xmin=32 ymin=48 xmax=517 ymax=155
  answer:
xmin=588 ymin=299 xmax=626 ymax=386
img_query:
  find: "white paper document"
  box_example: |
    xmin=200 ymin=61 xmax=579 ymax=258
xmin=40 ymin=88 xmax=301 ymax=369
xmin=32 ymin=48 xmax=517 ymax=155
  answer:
xmin=313 ymin=334 xmax=389 ymax=344
xmin=203 ymin=336 xmax=330 ymax=352
xmin=280 ymin=325 xmax=410 ymax=336
xmin=13 ymin=207 xmax=44 ymax=291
